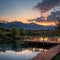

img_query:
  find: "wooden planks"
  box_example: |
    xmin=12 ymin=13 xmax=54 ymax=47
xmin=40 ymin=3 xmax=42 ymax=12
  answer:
xmin=31 ymin=44 xmax=60 ymax=60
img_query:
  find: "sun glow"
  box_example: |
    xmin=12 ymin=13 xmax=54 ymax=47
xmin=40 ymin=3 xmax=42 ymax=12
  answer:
xmin=35 ymin=22 xmax=56 ymax=26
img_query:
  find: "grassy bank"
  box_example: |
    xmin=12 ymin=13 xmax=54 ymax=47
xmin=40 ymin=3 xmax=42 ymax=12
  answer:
xmin=52 ymin=53 xmax=60 ymax=60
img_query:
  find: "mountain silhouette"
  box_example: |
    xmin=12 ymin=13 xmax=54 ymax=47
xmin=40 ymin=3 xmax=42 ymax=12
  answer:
xmin=0 ymin=21 xmax=55 ymax=30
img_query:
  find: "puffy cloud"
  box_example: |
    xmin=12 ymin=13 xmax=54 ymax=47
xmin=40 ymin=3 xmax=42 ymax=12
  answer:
xmin=34 ymin=0 xmax=60 ymax=13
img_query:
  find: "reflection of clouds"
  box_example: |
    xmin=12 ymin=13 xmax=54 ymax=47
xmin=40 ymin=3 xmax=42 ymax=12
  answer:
xmin=32 ymin=37 xmax=49 ymax=41
xmin=0 ymin=48 xmax=48 ymax=60
xmin=30 ymin=37 xmax=60 ymax=42
xmin=57 ymin=37 xmax=60 ymax=42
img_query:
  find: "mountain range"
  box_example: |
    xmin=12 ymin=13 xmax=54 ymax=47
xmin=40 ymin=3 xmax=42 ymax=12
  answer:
xmin=0 ymin=20 xmax=55 ymax=30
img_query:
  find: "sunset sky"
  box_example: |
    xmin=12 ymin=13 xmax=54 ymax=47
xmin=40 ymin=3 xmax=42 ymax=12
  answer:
xmin=0 ymin=0 xmax=60 ymax=26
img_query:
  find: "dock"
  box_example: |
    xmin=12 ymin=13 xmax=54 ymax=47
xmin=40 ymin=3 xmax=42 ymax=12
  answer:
xmin=31 ymin=44 xmax=60 ymax=60
xmin=24 ymin=40 xmax=60 ymax=44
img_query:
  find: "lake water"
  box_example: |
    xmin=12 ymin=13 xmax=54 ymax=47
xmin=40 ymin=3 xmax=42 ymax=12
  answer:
xmin=27 ymin=36 xmax=60 ymax=42
xmin=0 ymin=47 xmax=48 ymax=60
xmin=0 ymin=36 xmax=60 ymax=60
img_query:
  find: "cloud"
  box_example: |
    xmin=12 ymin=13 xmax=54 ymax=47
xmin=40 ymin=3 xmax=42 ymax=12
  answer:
xmin=34 ymin=0 xmax=60 ymax=13
xmin=28 ymin=11 xmax=60 ymax=26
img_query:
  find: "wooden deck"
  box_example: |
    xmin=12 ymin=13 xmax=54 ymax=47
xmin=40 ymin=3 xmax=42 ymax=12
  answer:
xmin=31 ymin=44 xmax=60 ymax=60
xmin=24 ymin=40 xmax=60 ymax=44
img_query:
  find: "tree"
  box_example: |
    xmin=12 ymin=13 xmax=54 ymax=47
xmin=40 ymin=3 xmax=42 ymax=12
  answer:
xmin=11 ymin=27 xmax=20 ymax=38
xmin=11 ymin=27 xmax=20 ymax=50
xmin=55 ymin=16 xmax=60 ymax=35
xmin=20 ymin=29 xmax=25 ymax=35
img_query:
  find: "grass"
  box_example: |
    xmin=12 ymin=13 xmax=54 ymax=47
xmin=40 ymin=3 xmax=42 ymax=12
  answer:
xmin=52 ymin=53 xmax=60 ymax=60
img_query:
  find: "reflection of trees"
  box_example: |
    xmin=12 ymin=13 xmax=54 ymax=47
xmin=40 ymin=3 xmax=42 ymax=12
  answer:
xmin=27 ymin=48 xmax=46 ymax=52
xmin=11 ymin=27 xmax=20 ymax=50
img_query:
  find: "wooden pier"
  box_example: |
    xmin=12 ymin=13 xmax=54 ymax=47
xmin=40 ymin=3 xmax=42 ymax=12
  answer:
xmin=31 ymin=44 xmax=60 ymax=60
xmin=24 ymin=39 xmax=60 ymax=60
xmin=24 ymin=40 xmax=60 ymax=44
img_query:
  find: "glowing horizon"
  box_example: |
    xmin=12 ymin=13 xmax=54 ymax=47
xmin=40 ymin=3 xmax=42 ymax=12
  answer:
xmin=0 ymin=15 xmax=58 ymax=26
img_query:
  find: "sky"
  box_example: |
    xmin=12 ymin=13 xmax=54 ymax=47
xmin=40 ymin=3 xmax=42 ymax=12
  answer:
xmin=0 ymin=0 xmax=41 ymax=22
xmin=0 ymin=0 xmax=60 ymax=26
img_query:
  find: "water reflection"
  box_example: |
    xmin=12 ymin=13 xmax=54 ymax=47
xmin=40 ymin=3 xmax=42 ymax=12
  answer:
xmin=57 ymin=37 xmax=60 ymax=42
xmin=0 ymin=36 xmax=60 ymax=60
xmin=29 ymin=36 xmax=60 ymax=42
xmin=0 ymin=47 xmax=48 ymax=60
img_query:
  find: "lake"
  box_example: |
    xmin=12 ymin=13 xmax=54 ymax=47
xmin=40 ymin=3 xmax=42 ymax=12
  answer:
xmin=0 ymin=36 xmax=60 ymax=60
xmin=0 ymin=47 xmax=48 ymax=60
